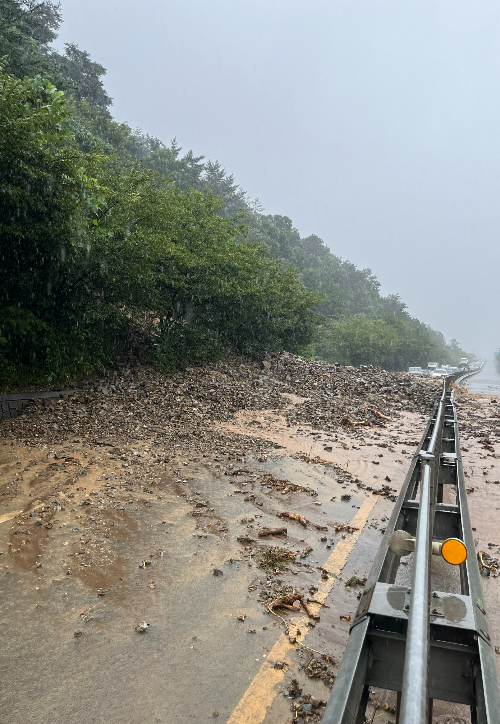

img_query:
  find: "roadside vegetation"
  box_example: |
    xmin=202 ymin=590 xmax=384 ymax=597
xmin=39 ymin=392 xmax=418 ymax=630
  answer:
xmin=0 ymin=1 xmax=473 ymax=388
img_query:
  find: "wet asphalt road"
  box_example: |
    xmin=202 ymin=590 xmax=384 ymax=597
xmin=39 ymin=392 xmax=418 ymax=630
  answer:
xmin=2 ymin=389 xmax=500 ymax=724
xmin=466 ymin=357 xmax=500 ymax=395
xmin=0 ymin=412 xmax=424 ymax=724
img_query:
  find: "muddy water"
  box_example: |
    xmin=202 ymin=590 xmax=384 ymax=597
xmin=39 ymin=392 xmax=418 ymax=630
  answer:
xmin=0 ymin=461 xmax=365 ymax=724
xmin=0 ymin=468 xmax=277 ymax=724
xmin=0 ymin=403 xmax=479 ymax=724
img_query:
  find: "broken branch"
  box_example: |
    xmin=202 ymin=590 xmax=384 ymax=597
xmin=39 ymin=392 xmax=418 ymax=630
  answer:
xmin=258 ymin=527 xmax=287 ymax=537
xmin=366 ymin=407 xmax=392 ymax=421
xmin=279 ymin=511 xmax=308 ymax=527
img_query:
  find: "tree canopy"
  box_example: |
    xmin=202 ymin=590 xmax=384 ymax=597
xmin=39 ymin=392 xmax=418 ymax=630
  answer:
xmin=0 ymin=0 xmax=473 ymax=387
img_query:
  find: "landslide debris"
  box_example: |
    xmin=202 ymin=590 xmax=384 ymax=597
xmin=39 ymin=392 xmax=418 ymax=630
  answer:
xmin=0 ymin=351 xmax=438 ymax=602
xmin=455 ymin=385 xmax=500 ymax=450
xmin=2 ymin=351 xmax=440 ymax=451
xmin=303 ymin=654 xmax=336 ymax=687
xmin=257 ymin=546 xmax=296 ymax=572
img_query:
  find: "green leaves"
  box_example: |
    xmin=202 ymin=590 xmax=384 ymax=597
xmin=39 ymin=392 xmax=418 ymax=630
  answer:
xmin=0 ymin=70 xmax=90 ymax=308
xmin=0 ymin=78 xmax=320 ymax=387
xmin=0 ymin=0 xmax=65 ymax=84
xmin=0 ymin=2 xmax=470 ymax=385
xmin=316 ymin=316 xmax=399 ymax=368
xmin=82 ymin=160 xmax=320 ymax=370
xmin=315 ymin=312 xmax=470 ymax=371
xmin=55 ymin=43 xmax=112 ymax=111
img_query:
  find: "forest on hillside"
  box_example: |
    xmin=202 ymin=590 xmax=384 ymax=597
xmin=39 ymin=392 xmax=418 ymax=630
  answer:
xmin=0 ymin=0 xmax=474 ymax=387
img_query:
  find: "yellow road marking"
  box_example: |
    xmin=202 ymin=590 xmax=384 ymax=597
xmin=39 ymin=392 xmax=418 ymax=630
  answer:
xmin=0 ymin=509 xmax=24 ymax=525
xmin=227 ymin=494 xmax=379 ymax=724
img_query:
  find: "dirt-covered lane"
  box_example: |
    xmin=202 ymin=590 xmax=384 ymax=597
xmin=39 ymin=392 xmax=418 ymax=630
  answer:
xmin=0 ymin=354 xmax=448 ymax=724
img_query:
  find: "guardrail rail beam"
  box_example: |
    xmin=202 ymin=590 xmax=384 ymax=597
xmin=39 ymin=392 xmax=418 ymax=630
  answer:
xmin=322 ymin=368 xmax=500 ymax=724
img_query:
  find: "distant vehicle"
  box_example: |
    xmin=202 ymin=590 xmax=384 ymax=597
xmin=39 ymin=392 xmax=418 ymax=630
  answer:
xmin=459 ymin=358 xmax=469 ymax=365
xmin=448 ymin=367 xmax=459 ymax=373
xmin=428 ymin=362 xmax=438 ymax=370
xmin=432 ymin=368 xmax=449 ymax=378
xmin=408 ymin=367 xmax=424 ymax=376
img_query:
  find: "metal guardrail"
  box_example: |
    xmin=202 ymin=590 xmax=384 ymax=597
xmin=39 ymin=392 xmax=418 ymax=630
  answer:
xmin=322 ymin=368 xmax=500 ymax=724
xmin=399 ymin=462 xmax=431 ymax=723
xmin=0 ymin=389 xmax=73 ymax=421
xmin=455 ymin=362 xmax=485 ymax=386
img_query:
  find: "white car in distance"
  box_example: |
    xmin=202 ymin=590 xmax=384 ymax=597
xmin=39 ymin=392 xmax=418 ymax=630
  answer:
xmin=431 ymin=368 xmax=449 ymax=378
xmin=408 ymin=367 xmax=424 ymax=376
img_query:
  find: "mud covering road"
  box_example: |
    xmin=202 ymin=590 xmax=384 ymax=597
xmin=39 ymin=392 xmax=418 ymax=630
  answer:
xmin=0 ymin=353 xmax=498 ymax=724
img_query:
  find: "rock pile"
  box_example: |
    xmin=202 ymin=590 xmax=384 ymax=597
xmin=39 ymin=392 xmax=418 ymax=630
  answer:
xmin=272 ymin=354 xmax=439 ymax=430
xmin=1 ymin=352 xmax=440 ymax=454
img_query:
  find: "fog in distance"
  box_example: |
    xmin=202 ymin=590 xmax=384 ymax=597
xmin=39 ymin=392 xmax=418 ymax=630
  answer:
xmin=55 ymin=0 xmax=500 ymax=356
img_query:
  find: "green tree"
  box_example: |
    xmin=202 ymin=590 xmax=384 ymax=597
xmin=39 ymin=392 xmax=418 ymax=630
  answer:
xmin=202 ymin=160 xmax=248 ymax=217
xmin=0 ymin=69 xmax=98 ymax=312
xmin=380 ymin=314 xmax=434 ymax=370
xmin=56 ymin=43 xmax=112 ymax=110
xmin=84 ymin=161 xmax=320 ymax=369
xmin=316 ymin=315 xmax=399 ymax=367
xmin=143 ymin=139 xmax=205 ymax=193
xmin=0 ymin=0 xmax=477 ymax=384
xmin=0 ymin=0 xmax=64 ymax=81
xmin=0 ymin=67 xmax=107 ymax=380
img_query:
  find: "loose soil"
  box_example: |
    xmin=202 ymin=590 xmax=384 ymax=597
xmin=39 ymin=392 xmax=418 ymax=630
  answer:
xmin=0 ymin=353 xmax=497 ymax=724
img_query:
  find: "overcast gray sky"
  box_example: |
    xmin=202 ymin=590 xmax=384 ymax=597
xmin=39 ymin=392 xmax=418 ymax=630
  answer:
xmin=55 ymin=0 xmax=499 ymax=356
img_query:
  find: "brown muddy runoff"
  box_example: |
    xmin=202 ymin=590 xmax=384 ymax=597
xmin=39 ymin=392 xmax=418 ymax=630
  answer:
xmin=0 ymin=385 xmax=498 ymax=724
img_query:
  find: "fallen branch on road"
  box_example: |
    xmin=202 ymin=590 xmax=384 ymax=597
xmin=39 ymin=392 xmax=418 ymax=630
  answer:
xmin=340 ymin=415 xmax=372 ymax=427
xmin=279 ymin=511 xmax=307 ymax=527
xmin=258 ymin=527 xmax=287 ymax=537
xmin=270 ymin=593 xmax=320 ymax=620
xmin=332 ymin=522 xmax=359 ymax=534
xmin=366 ymin=407 xmax=392 ymax=421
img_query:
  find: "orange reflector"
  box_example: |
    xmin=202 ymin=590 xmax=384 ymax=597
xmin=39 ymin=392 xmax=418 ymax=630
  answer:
xmin=441 ymin=538 xmax=467 ymax=565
